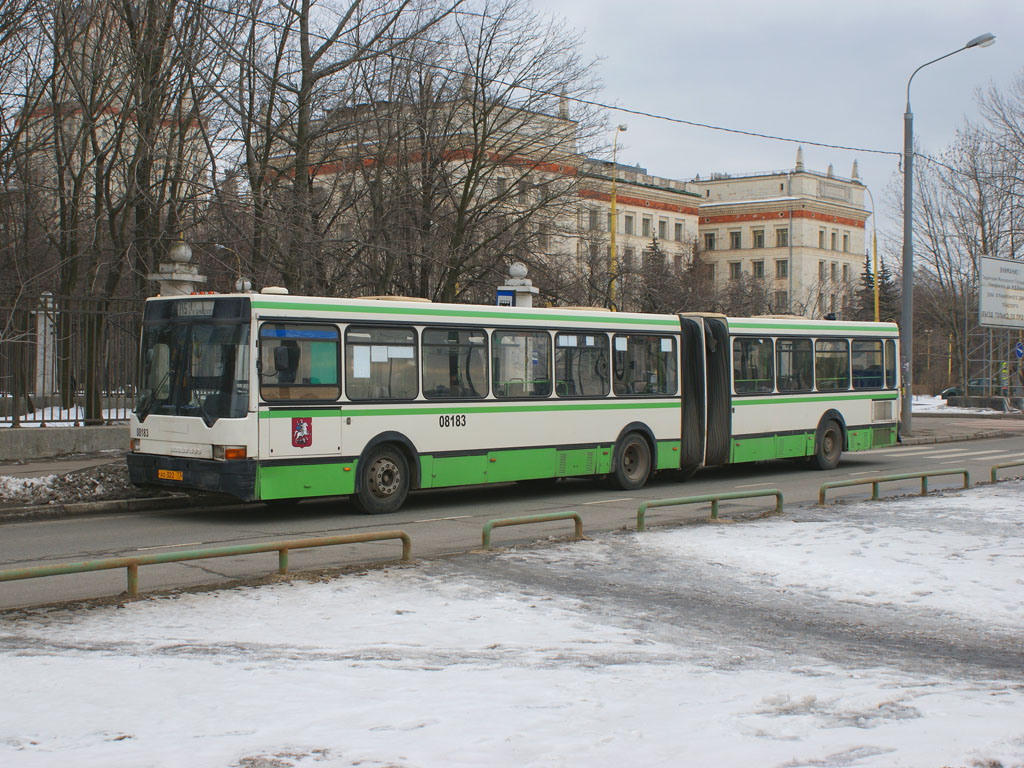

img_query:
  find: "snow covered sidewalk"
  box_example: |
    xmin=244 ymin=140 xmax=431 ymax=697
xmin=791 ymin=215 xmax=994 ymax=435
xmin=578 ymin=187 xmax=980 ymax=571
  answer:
xmin=1 ymin=482 xmax=1023 ymax=768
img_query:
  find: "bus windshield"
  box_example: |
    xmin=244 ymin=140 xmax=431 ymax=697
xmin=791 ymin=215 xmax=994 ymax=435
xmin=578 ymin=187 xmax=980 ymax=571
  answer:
xmin=136 ymin=321 xmax=250 ymax=424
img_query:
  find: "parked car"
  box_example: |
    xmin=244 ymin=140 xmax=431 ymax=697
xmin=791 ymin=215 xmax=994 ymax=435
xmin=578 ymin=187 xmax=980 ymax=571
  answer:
xmin=940 ymin=378 xmax=994 ymax=398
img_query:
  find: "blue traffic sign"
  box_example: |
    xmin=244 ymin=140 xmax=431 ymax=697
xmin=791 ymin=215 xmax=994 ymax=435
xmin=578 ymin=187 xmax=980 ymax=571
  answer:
xmin=1016 ymin=341 xmax=1024 ymax=360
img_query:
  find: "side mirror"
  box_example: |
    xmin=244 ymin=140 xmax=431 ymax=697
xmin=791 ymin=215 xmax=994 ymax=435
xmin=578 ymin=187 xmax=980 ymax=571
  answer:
xmin=274 ymin=345 xmax=291 ymax=372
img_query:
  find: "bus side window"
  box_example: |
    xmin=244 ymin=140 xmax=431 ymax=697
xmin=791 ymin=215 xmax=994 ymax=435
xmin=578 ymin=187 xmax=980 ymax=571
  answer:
xmin=776 ymin=338 xmax=812 ymax=392
xmin=259 ymin=324 xmax=340 ymax=401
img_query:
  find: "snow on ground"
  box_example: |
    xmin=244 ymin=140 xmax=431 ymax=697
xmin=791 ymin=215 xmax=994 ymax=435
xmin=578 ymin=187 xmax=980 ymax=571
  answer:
xmin=912 ymin=394 xmax=1012 ymax=414
xmin=2 ymin=483 xmax=1023 ymax=767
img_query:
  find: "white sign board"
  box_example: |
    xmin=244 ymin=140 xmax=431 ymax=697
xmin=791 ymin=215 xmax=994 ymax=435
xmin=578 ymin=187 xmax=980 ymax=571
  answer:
xmin=979 ymin=256 xmax=1024 ymax=329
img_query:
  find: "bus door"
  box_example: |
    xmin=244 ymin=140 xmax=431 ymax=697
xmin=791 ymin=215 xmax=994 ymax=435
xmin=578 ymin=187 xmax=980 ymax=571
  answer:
xmin=256 ymin=323 xmax=344 ymax=467
xmin=678 ymin=316 xmax=732 ymax=469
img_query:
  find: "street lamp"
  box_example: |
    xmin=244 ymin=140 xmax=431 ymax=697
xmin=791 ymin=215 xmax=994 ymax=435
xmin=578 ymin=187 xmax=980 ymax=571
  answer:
xmin=901 ymin=32 xmax=995 ymax=436
xmin=609 ymin=123 xmax=627 ymax=309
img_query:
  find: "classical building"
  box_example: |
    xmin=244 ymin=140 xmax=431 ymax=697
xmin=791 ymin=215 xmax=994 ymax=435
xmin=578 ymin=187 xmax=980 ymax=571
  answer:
xmin=692 ymin=147 xmax=868 ymax=317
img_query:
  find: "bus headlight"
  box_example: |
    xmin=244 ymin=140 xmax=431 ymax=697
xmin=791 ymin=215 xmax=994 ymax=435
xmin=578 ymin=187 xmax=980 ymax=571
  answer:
xmin=130 ymin=438 xmax=141 ymax=452
xmin=213 ymin=445 xmax=247 ymax=461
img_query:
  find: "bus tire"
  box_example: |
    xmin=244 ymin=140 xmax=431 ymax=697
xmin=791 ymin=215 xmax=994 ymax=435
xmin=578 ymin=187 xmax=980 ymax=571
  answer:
xmin=355 ymin=445 xmax=409 ymax=514
xmin=813 ymin=419 xmax=842 ymax=471
xmin=611 ymin=433 xmax=651 ymax=490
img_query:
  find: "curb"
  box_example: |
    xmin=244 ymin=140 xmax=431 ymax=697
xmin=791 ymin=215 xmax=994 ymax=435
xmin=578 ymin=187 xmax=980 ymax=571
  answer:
xmin=0 ymin=494 xmax=239 ymax=524
xmin=900 ymin=430 xmax=1011 ymax=446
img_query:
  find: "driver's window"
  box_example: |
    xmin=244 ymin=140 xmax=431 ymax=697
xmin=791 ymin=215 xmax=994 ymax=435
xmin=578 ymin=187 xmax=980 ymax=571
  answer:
xmin=259 ymin=323 xmax=340 ymax=401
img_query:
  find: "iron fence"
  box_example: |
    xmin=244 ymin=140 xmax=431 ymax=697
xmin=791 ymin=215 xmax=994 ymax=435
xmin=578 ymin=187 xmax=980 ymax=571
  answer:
xmin=0 ymin=293 xmax=143 ymax=426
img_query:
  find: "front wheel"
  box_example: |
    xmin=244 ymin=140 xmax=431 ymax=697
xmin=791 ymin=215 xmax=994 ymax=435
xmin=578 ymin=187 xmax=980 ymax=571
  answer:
xmin=813 ymin=420 xmax=842 ymax=470
xmin=355 ymin=445 xmax=410 ymax=514
xmin=611 ymin=433 xmax=651 ymax=490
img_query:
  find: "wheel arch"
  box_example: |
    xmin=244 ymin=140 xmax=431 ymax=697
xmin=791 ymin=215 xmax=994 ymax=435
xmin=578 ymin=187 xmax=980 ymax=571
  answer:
xmin=815 ymin=409 xmax=847 ymax=451
xmin=359 ymin=431 xmax=422 ymax=490
xmin=613 ymin=421 xmax=657 ymax=470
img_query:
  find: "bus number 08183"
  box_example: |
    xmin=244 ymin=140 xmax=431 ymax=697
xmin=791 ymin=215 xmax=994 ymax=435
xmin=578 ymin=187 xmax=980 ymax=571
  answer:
xmin=439 ymin=414 xmax=467 ymax=428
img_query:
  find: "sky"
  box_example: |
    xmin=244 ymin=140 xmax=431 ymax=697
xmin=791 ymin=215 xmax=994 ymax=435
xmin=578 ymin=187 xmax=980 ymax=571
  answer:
xmin=1 ymin=477 xmax=1022 ymax=766
xmin=543 ymin=0 xmax=1024 ymax=250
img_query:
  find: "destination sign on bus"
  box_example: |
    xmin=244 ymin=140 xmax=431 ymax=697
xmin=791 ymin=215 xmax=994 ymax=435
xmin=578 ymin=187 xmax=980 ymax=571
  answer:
xmin=175 ymin=299 xmax=216 ymax=317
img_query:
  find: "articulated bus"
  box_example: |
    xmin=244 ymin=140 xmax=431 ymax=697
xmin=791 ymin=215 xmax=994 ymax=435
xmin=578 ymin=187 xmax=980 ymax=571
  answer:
xmin=127 ymin=291 xmax=901 ymax=513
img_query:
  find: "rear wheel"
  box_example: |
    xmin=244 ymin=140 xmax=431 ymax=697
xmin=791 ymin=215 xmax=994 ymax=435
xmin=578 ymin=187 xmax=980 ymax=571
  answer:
xmin=355 ymin=445 xmax=410 ymax=514
xmin=611 ymin=433 xmax=652 ymax=490
xmin=813 ymin=420 xmax=842 ymax=470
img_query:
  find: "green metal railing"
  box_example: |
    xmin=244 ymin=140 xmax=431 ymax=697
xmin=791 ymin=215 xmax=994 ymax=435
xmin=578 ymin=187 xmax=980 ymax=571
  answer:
xmin=0 ymin=531 xmax=412 ymax=598
xmin=636 ymin=490 xmax=784 ymax=531
xmin=482 ymin=512 xmax=583 ymax=550
xmin=818 ymin=470 xmax=970 ymax=505
xmin=990 ymin=460 xmax=1024 ymax=483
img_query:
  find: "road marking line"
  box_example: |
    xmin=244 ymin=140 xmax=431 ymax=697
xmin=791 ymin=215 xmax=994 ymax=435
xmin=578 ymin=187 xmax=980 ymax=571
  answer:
xmin=136 ymin=542 xmax=203 ymax=552
xmin=848 ymin=471 xmax=875 ymax=476
xmin=583 ymin=498 xmax=632 ymax=505
xmin=412 ymin=515 xmax=472 ymax=523
xmin=736 ymin=482 xmax=773 ymax=487
xmin=942 ymin=449 xmax=1014 ymax=457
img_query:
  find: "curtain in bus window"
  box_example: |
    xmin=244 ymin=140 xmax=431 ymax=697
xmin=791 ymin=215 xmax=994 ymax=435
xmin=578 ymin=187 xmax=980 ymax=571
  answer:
xmin=885 ymin=340 xmax=897 ymax=388
xmin=259 ymin=324 xmax=340 ymax=401
xmin=345 ymin=326 xmax=418 ymax=400
xmin=555 ymin=333 xmax=609 ymax=397
xmin=852 ymin=340 xmax=884 ymax=389
xmin=776 ymin=338 xmax=813 ymax=392
xmin=815 ymin=339 xmax=850 ymax=392
xmin=492 ymin=330 xmax=551 ymax=398
xmin=422 ymin=328 xmax=487 ymax=399
xmin=732 ymin=337 xmax=774 ymax=394
xmin=612 ymin=335 xmax=677 ymax=396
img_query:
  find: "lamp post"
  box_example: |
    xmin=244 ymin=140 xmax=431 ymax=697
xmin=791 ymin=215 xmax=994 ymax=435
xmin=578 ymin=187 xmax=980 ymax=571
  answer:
xmin=901 ymin=32 xmax=995 ymax=436
xmin=609 ymin=124 xmax=627 ymax=309
xmin=864 ymin=184 xmax=879 ymax=322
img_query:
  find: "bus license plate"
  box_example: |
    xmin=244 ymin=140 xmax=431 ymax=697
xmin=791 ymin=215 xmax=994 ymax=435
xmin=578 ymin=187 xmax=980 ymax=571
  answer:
xmin=158 ymin=469 xmax=183 ymax=481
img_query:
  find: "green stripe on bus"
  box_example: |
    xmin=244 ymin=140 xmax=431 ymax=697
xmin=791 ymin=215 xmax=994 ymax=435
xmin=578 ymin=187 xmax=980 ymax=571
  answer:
xmin=252 ymin=300 xmax=681 ymax=327
xmin=733 ymin=392 xmax=898 ymax=406
xmin=258 ymin=401 xmax=681 ymax=418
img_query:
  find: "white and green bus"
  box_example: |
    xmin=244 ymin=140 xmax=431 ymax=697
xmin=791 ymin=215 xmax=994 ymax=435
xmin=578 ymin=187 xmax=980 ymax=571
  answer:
xmin=127 ymin=292 xmax=900 ymax=513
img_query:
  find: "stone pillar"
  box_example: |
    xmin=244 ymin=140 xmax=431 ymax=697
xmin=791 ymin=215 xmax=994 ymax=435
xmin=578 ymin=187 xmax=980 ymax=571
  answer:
xmin=147 ymin=239 xmax=207 ymax=296
xmin=497 ymin=262 xmax=539 ymax=308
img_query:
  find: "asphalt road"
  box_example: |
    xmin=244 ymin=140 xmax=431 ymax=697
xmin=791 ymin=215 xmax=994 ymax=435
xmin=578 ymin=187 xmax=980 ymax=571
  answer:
xmin=2 ymin=433 xmax=1023 ymax=611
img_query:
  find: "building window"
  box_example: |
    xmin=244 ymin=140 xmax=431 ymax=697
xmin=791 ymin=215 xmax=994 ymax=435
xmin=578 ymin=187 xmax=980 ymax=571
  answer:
xmin=537 ymin=226 xmax=549 ymax=251
xmin=818 ymin=229 xmax=826 ymax=249
xmin=623 ymin=247 xmax=635 ymax=270
xmin=775 ymin=259 xmax=788 ymax=279
xmin=674 ymin=222 xmax=684 ymax=241
xmin=774 ymin=290 xmax=788 ymax=310
xmin=842 ymin=233 xmax=850 ymax=252
xmin=704 ymin=232 xmax=716 ymax=251
xmin=659 ymin=218 xmax=668 ymax=240
xmin=842 ymin=263 xmax=850 ymax=282
xmin=729 ymin=261 xmax=742 ymax=280
xmin=624 ymin=215 xmax=634 ymax=235
xmin=752 ymin=260 xmax=764 ymax=279
xmin=729 ymin=230 xmax=742 ymax=249
xmin=607 ymin=213 xmax=613 ymax=232
xmin=589 ymin=208 xmax=600 ymax=232
xmin=518 ymin=180 xmax=529 ymax=205
xmin=752 ymin=229 xmax=764 ymax=248
xmin=819 ymin=260 xmax=826 ymax=280
xmin=497 ymin=178 xmax=507 ymax=195
xmin=830 ymin=262 xmax=837 ymax=282
xmin=831 ymin=231 xmax=838 ymax=250
xmin=776 ymin=228 xmax=789 ymax=247
xmin=709 ymin=263 xmax=716 ymax=281
xmin=642 ymin=217 xmax=652 ymax=237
